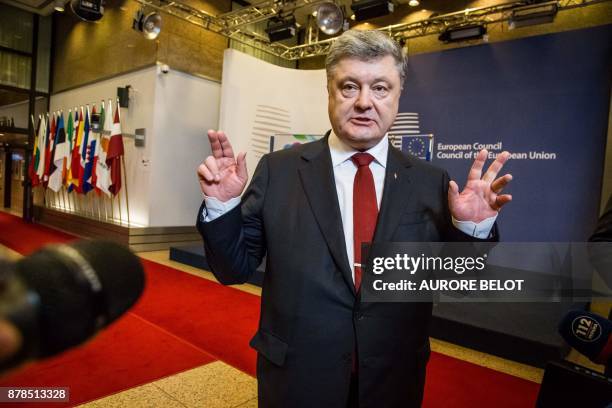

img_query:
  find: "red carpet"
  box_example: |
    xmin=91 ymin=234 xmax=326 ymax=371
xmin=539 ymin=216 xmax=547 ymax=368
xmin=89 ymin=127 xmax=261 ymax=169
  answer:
xmin=0 ymin=314 xmax=215 ymax=407
xmin=0 ymin=211 xmax=540 ymax=407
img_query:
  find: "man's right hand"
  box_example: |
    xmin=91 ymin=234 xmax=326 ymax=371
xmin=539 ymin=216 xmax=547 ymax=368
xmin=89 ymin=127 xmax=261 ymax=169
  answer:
xmin=197 ymin=130 xmax=248 ymax=202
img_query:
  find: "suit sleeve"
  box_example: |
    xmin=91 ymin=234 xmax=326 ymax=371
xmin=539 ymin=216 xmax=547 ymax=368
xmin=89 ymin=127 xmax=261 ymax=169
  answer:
xmin=590 ymin=194 xmax=612 ymax=242
xmin=588 ymin=195 xmax=612 ymax=290
xmin=196 ymin=155 xmax=269 ymax=285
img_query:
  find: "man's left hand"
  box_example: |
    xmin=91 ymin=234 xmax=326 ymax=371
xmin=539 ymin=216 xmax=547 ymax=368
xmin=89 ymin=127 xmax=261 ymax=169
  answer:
xmin=448 ymin=149 xmax=513 ymax=223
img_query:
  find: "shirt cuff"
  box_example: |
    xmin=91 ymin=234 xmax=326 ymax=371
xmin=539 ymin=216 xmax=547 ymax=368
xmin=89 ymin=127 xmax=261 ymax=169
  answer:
xmin=201 ymin=195 xmax=241 ymax=222
xmin=452 ymin=214 xmax=498 ymax=239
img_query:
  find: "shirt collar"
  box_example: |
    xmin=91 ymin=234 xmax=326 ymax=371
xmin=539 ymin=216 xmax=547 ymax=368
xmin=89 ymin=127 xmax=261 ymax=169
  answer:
xmin=328 ymin=130 xmax=389 ymax=169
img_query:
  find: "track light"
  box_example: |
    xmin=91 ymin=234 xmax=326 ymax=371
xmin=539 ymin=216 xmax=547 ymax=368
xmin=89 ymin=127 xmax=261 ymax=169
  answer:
xmin=70 ymin=0 xmax=104 ymax=22
xmin=265 ymin=16 xmax=297 ymax=42
xmin=132 ymin=9 xmax=162 ymax=40
xmin=439 ymin=23 xmax=487 ymax=43
xmin=54 ymin=0 xmax=65 ymax=12
xmin=509 ymin=2 xmax=558 ymax=29
xmin=350 ymin=0 xmax=394 ymax=22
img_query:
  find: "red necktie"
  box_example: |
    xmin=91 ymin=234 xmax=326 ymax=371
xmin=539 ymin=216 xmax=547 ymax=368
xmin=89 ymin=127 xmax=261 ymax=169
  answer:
xmin=351 ymin=153 xmax=378 ymax=292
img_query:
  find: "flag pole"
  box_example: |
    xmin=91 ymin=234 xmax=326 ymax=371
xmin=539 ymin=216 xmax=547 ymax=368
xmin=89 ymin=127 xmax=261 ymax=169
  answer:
xmin=88 ymin=193 xmax=94 ymax=218
xmin=121 ymin=155 xmax=130 ymax=226
xmin=117 ymin=191 xmax=123 ymax=226
xmin=60 ymin=187 xmax=66 ymax=211
xmin=110 ymin=194 xmax=115 ymax=223
xmin=65 ymin=189 xmax=71 ymax=212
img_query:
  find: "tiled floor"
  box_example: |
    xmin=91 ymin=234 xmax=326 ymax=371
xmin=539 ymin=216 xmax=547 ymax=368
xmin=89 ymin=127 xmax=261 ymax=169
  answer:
xmin=77 ymin=362 xmax=257 ymax=408
xmin=4 ymin=245 xmax=610 ymax=407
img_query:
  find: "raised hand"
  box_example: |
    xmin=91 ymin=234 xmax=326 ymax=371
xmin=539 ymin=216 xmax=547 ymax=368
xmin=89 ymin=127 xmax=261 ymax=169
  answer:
xmin=197 ymin=130 xmax=248 ymax=202
xmin=448 ymin=149 xmax=513 ymax=223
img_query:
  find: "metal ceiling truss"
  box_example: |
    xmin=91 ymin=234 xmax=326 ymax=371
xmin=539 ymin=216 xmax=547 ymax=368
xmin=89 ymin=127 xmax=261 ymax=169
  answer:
xmin=133 ymin=0 xmax=611 ymax=60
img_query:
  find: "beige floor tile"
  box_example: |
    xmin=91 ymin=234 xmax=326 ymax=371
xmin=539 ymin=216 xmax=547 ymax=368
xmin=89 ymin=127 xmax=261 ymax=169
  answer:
xmin=137 ymin=250 xmax=262 ymax=296
xmin=234 ymin=397 xmax=258 ymax=408
xmin=431 ymin=338 xmax=544 ymax=383
xmin=152 ymin=361 xmax=257 ymax=408
xmin=77 ymin=382 xmax=186 ymax=407
xmin=0 ymin=244 xmax=22 ymax=261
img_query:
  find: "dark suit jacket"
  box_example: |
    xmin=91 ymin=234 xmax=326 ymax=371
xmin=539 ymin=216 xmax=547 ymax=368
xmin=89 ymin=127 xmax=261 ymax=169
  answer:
xmin=589 ymin=195 xmax=612 ymax=291
xmin=197 ymin=136 xmax=496 ymax=408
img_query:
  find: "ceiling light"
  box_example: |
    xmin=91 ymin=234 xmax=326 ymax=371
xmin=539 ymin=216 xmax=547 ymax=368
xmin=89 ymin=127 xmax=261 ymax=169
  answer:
xmin=70 ymin=0 xmax=104 ymax=22
xmin=438 ymin=23 xmax=487 ymax=43
xmin=316 ymin=2 xmax=344 ymax=35
xmin=350 ymin=0 xmax=394 ymax=22
xmin=509 ymin=2 xmax=558 ymax=29
xmin=265 ymin=16 xmax=297 ymax=42
xmin=132 ymin=9 xmax=162 ymax=40
xmin=409 ymin=0 xmax=419 ymax=7
xmin=54 ymin=0 xmax=65 ymax=12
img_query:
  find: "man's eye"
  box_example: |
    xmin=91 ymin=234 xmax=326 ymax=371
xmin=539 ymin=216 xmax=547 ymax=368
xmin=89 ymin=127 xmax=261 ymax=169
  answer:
xmin=373 ymin=86 xmax=388 ymax=94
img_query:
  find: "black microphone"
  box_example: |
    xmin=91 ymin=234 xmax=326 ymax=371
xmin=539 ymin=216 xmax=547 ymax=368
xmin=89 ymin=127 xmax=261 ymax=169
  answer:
xmin=0 ymin=240 xmax=145 ymax=371
xmin=558 ymin=310 xmax=612 ymax=376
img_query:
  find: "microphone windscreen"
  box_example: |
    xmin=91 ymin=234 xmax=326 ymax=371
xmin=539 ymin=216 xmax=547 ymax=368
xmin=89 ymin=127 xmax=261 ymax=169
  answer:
xmin=559 ymin=310 xmax=612 ymax=364
xmin=15 ymin=240 xmax=145 ymax=357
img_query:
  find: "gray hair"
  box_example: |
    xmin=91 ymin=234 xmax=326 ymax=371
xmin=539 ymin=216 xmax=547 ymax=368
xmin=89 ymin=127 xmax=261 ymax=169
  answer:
xmin=325 ymin=30 xmax=407 ymax=86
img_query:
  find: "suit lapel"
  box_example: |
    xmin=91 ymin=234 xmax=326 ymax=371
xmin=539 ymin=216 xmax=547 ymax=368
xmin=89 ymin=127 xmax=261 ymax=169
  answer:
xmin=298 ymin=136 xmax=356 ymax=296
xmin=373 ymin=144 xmax=414 ymax=243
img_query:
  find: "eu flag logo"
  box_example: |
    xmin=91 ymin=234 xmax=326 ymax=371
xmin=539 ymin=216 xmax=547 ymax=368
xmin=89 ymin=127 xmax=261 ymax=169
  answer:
xmin=401 ymin=134 xmax=434 ymax=161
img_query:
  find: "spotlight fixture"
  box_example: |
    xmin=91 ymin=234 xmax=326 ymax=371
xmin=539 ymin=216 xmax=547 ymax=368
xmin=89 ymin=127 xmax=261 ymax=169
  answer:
xmin=316 ymin=2 xmax=344 ymax=35
xmin=509 ymin=2 xmax=558 ymax=29
xmin=350 ymin=0 xmax=394 ymax=22
xmin=132 ymin=9 xmax=162 ymax=40
xmin=438 ymin=23 xmax=486 ymax=43
xmin=265 ymin=16 xmax=297 ymax=42
xmin=54 ymin=0 xmax=65 ymax=12
xmin=70 ymin=0 xmax=104 ymax=22
xmin=408 ymin=0 xmax=419 ymax=6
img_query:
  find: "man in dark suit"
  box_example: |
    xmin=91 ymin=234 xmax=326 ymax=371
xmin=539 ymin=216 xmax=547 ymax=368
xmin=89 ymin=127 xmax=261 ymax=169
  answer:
xmin=196 ymin=30 xmax=512 ymax=407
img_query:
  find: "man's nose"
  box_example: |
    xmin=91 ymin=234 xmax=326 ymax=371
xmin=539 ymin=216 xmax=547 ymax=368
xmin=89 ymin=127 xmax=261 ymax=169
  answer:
xmin=355 ymin=89 xmax=373 ymax=110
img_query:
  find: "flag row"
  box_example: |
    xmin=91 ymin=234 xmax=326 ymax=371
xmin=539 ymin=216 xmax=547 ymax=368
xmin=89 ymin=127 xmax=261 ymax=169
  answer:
xmin=29 ymin=99 xmax=125 ymax=197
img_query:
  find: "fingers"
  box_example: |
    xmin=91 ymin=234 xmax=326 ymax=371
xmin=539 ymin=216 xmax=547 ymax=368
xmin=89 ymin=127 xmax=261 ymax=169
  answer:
xmin=204 ymin=156 xmax=221 ymax=182
xmin=467 ymin=149 xmax=488 ymax=182
xmin=207 ymin=130 xmax=224 ymax=159
xmin=207 ymin=130 xmax=235 ymax=160
xmin=218 ymin=132 xmax=235 ymax=159
xmin=448 ymin=180 xmax=459 ymax=204
xmin=197 ymin=162 xmax=215 ymax=183
xmin=493 ymin=194 xmax=513 ymax=210
xmin=236 ymin=152 xmax=247 ymax=181
xmin=490 ymin=174 xmax=513 ymax=194
xmin=483 ymin=151 xmax=510 ymax=183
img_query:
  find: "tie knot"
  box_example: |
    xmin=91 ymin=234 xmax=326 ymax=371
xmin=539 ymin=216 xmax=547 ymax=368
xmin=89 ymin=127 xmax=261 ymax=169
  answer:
xmin=351 ymin=153 xmax=375 ymax=167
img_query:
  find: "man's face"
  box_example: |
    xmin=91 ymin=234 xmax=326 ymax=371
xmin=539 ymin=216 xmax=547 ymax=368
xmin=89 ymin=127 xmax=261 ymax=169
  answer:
xmin=327 ymin=55 xmax=401 ymax=151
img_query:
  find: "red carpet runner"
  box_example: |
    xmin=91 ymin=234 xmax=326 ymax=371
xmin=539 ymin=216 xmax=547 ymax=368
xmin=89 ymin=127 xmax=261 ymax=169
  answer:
xmin=0 ymin=212 xmax=540 ymax=407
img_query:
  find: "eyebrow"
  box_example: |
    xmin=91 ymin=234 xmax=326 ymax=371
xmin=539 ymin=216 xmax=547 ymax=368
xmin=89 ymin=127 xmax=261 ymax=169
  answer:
xmin=339 ymin=76 xmax=393 ymax=85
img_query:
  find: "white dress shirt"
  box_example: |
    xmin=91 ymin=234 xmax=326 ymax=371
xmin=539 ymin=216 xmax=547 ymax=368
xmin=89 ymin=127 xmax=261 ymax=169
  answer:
xmin=202 ymin=132 xmax=496 ymax=283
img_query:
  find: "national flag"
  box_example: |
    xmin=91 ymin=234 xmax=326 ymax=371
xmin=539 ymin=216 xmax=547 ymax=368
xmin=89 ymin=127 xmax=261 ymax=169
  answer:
xmin=82 ymin=105 xmax=99 ymax=194
xmin=48 ymin=113 xmax=67 ymax=192
xmin=64 ymin=110 xmax=74 ymax=187
xmin=107 ymin=102 xmax=124 ymax=196
xmin=36 ymin=114 xmax=48 ymax=183
xmin=28 ymin=116 xmax=41 ymax=187
xmin=96 ymin=99 xmax=112 ymax=196
xmin=68 ymin=107 xmax=82 ymax=192
xmin=43 ymin=113 xmax=56 ymax=186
